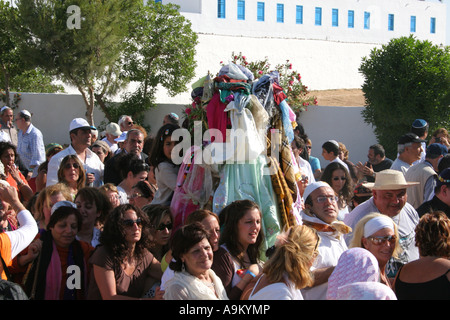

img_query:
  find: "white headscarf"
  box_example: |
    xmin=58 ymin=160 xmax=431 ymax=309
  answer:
xmin=363 ymin=215 xmax=395 ymax=238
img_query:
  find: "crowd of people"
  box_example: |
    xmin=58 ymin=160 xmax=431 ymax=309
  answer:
xmin=0 ymin=73 xmax=449 ymax=301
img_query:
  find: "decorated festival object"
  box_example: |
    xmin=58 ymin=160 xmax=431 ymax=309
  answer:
xmin=171 ymin=61 xmax=310 ymax=256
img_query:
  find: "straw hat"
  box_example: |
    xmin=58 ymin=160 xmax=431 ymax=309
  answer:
xmin=362 ymin=169 xmax=419 ymax=190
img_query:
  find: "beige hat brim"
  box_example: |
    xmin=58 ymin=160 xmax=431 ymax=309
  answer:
xmin=362 ymin=182 xmax=420 ymax=190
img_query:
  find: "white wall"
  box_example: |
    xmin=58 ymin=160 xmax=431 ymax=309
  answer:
xmin=11 ymin=92 xmax=377 ymax=168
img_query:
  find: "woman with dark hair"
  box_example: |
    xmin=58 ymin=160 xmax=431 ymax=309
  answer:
xmin=163 ymin=222 xmax=228 ymax=300
xmin=57 ymin=154 xmax=86 ymax=199
xmin=216 ymin=199 xmax=264 ymax=300
xmin=117 ymin=154 xmax=149 ymax=204
xmin=129 ymin=180 xmax=156 ymax=209
xmin=87 ymin=204 xmax=163 ymax=300
xmin=0 ymin=141 xmax=33 ymax=202
xmin=148 ymin=123 xmax=180 ymax=206
xmin=74 ymin=187 xmax=112 ymax=247
xmin=23 ymin=202 xmax=94 ymax=300
xmin=35 ymin=143 xmax=63 ymax=192
xmin=320 ymin=161 xmax=354 ymax=221
xmin=142 ymin=204 xmax=173 ymax=263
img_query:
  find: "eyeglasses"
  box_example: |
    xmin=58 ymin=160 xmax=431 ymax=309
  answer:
xmin=315 ymin=195 xmax=338 ymax=203
xmin=153 ymin=222 xmax=172 ymax=231
xmin=306 ymin=146 xmax=312 ymax=150
xmin=332 ymin=176 xmax=347 ymax=181
xmin=128 ymin=121 xmax=134 ymax=126
xmin=121 ymin=218 xmax=142 ymax=228
xmin=64 ymin=162 xmax=80 ymax=169
xmin=128 ymin=193 xmax=142 ymax=200
xmin=367 ymin=235 xmax=396 ymax=246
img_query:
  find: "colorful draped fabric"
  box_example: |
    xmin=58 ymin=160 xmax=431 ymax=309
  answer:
xmin=212 ymin=155 xmax=282 ymax=256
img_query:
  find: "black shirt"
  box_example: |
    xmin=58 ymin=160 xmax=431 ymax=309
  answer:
xmin=364 ymin=158 xmax=394 ymax=182
xmin=416 ymin=195 xmax=450 ymax=218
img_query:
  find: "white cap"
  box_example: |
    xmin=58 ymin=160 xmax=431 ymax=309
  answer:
xmin=69 ymin=118 xmax=96 ymax=132
xmin=114 ymin=131 xmax=127 ymax=142
xmin=19 ymin=110 xmax=32 ymax=118
xmin=303 ymin=181 xmax=331 ymax=202
xmin=105 ymin=122 xmax=122 ymax=137
xmin=51 ymin=201 xmax=77 ymax=215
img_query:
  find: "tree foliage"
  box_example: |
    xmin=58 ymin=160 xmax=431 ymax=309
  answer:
xmin=16 ymin=0 xmax=140 ymax=125
xmin=359 ymin=36 xmax=450 ymax=158
xmin=15 ymin=0 xmax=197 ymax=128
xmin=0 ymin=1 xmax=63 ymax=106
xmin=103 ymin=1 xmax=198 ymax=128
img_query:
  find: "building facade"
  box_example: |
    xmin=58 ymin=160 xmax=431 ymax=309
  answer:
xmin=151 ymin=0 xmax=446 ymax=106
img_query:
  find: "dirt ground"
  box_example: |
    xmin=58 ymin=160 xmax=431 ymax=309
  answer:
xmin=309 ymin=88 xmax=365 ymax=107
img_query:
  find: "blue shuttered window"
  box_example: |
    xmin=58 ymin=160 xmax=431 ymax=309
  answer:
xmin=218 ymin=0 xmax=226 ymax=19
xmin=257 ymin=2 xmax=265 ymax=22
xmin=315 ymin=7 xmax=322 ymax=26
xmin=348 ymin=10 xmax=354 ymax=28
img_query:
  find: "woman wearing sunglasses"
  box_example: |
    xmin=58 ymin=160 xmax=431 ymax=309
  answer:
xmin=87 ymin=204 xmax=163 ymax=300
xmin=57 ymin=155 xmax=86 ymax=200
xmin=128 ymin=180 xmax=156 ymax=209
xmin=348 ymin=212 xmax=402 ymax=289
xmin=142 ymin=204 xmax=173 ymax=263
xmin=320 ymin=162 xmax=354 ymax=221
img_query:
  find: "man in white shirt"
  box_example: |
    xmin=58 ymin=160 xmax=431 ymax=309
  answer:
xmin=344 ymin=169 xmax=421 ymax=277
xmin=390 ymin=133 xmax=425 ymax=175
xmin=322 ymin=139 xmax=349 ymax=172
xmin=46 ymin=118 xmax=104 ymax=187
xmin=15 ymin=110 xmax=46 ymax=180
xmin=300 ymin=182 xmax=350 ymax=300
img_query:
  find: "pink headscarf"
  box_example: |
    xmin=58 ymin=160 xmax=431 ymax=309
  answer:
xmin=327 ymin=248 xmax=380 ymax=300
xmin=336 ymin=282 xmax=397 ymax=300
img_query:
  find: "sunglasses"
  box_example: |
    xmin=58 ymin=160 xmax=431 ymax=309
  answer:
xmin=128 ymin=193 xmax=142 ymax=200
xmin=332 ymin=176 xmax=347 ymax=181
xmin=128 ymin=121 xmax=134 ymax=126
xmin=153 ymin=222 xmax=172 ymax=231
xmin=367 ymin=235 xmax=396 ymax=246
xmin=121 ymin=218 xmax=142 ymax=228
xmin=64 ymin=162 xmax=80 ymax=169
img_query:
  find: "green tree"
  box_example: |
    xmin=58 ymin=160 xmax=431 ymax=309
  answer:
xmin=0 ymin=1 xmax=63 ymax=107
xmin=359 ymin=36 xmax=450 ymax=158
xmin=106 ymin=1 xmax=198 ymax=127
xmin=16 ymin=0 xmax=140 ymax=125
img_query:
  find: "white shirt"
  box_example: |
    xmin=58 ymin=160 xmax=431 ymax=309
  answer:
xmin=300 ymin=212 xmax=348 ymax=300
xmin=46 ymin=145 xmax=104 ymax=188
xmin=249 ymin=274 xmax=304 ymax=300
xmin=390 ymin=158 xmax=411 ymax=175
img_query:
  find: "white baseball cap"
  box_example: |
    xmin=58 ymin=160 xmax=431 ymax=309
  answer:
xmin=69 ymin=118 xmax=96 ymax=132
xmin=114 ymin=131 xmax=128 ymax=142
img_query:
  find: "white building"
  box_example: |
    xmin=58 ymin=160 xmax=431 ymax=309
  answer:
xmin=152 ymin=0 xmax=446 ymax=105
